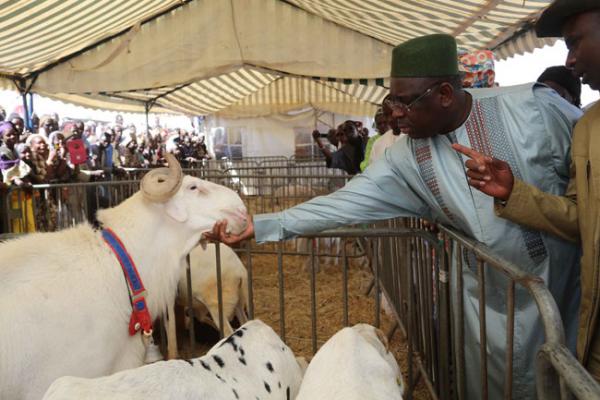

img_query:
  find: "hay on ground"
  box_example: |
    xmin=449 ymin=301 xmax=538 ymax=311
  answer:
xmin=176 ymin=241 xmax=431 ymax=400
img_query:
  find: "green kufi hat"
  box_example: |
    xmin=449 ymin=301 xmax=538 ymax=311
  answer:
xmin=391 ymin=34 xmax=459 ymax=78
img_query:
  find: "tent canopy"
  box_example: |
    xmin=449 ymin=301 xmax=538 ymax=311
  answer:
xmin=0 ymin=0 xmax=555 ymax=118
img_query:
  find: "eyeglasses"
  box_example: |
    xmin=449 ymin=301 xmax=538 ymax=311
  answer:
xmin=383 ymin=82 xmax=441 ymax=113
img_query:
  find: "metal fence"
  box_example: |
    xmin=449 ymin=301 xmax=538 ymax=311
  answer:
xmin=220 ymin=222 xmax=599 ymax=400
xmin=1 ymin=165 xmax=599 ymax=400
xmin=0 ymin=168 xmax=350 ymax=233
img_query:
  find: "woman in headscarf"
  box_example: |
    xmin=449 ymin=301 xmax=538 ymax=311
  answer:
xmin=0 ymin=121 xmax=36 ymax=232
xmin=46 ymin=131 xmax=73 ymax=183
xmin=25 ymin=133 xmax=49 ymax=183
xmin=39 ymin=115 xmax=59 ymax=137
xmin=26 ymin=133 xmax=60 ymax=231
xmin=0 ymin=121 xmax=28 ymax=187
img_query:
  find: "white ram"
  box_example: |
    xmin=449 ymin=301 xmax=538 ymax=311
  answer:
xmin=0 ymin=154 xmax=249 ymax=400
xmin=43 ymin=320 xmax=305 ymax=400
xmin=296 ymin=323 xmax=405 ymax=400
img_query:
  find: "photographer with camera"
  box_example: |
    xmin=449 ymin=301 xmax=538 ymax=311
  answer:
xmin=312 ymin=121 xmax=364 ymax=175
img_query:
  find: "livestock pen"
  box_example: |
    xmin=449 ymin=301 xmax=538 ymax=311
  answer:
xmin=1 ymin=157 xmax=598 ymax=400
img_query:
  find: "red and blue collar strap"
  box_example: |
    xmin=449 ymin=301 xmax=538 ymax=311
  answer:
xmin=101 ymin=228 xmax=153 ymax=336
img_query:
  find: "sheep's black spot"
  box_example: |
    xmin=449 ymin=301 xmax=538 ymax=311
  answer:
xmin=286 ymin=387 xmax=290 ymax=400
xmin=200 ymin=360 xmax=211 ymax=371
xmin=215 ymin=373 xmax=225 ymax=383
xmin=232 ymin=388 xmax=239 ymax=399
xmin=183 ymin=359 xmax=194 ymax=366
xmin=266 ymin=362 xmax=274 ymax=372
xmin=234 ymin=329 xmax=244 ymax=337
xmin=220 ymin=335 xmax=238 ymax=352
xmin=241 ymin=326 xmax=247 ymax=331
xmin=281 ymin=346 xmax=286 ymax=352
xmin=213 ymin=355 xmax=225 ymax=368
xmin=238 ymin=357 xmax=246 ymax=365
xmin=233 ymin=377 xmax=238 ymax=383
xmin=239 ymin=347 xmax=245 ymax=356
xmin=278 ymin=381 xmax=281 ymax=389
xmin=264 ymin=382 xmax=271 ymax=393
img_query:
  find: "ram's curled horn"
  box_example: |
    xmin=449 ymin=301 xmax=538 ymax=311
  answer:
xmin=140 ymin=153 xmax=183 ymax=202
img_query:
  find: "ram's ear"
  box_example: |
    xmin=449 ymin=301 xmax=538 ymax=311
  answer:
xmin=165 ymin=198 xmax=188 ymax=222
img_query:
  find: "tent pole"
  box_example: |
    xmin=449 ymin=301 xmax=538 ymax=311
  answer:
xmin=28 ymin=93 xmax=34 ymax=129
xmin=145 ymin=102 xmax=151 ymax=133
xmin=13 ymin=77 xmax=38 ymax=132
xmin=21 ymin=93 xmax=30 ymax=131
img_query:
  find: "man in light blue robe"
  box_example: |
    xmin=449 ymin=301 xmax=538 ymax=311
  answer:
xmin=208 ymin=34 xmax=582 ymax=399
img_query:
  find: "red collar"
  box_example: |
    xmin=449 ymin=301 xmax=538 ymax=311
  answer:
xmin=101 ymin=228 xmax=153 ymax=336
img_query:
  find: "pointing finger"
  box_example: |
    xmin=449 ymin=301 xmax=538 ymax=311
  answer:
xmin=452 ymin=143 xmax=482 ymax=160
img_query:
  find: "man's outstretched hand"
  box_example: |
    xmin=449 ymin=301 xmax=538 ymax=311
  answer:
xmin=203 ymin=218 xmax=255 ymax=247
xmin=452 ymin=143 xmax=514 ymax=201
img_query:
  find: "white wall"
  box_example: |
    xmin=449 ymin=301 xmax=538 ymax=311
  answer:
xmin=208 ymin=110 xmax=374 ymax=157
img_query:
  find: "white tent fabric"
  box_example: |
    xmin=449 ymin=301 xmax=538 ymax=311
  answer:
xmin=494 ymin=29 xmax=557 ymax=60
xmin=0 ymin=0 xmax=557 ymax=118
xmin=32 ymin=0 xmax=392 ymax=93
xmin=0 ymin=0 xmax=182 ymax=75
xmin=285 ymin=0 xmax=554 ymax=60
xmin=30 ymin=72 xmax=383 ymax=118
xmin=215 ymin=76 xmax=382 ymax=118
xmin=40 ymin=92 xmax=175 ymax=114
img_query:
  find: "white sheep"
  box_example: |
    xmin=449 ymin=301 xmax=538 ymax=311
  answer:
xmin=165 ymin=242 xmax=248 ymax=359
xmin=43 ymin=320 xmax=305 ymax=400
xmin=0 ymin=154 xmax=249 ymax=400
xmin=296 ymin=323 xmax=405 ymax=400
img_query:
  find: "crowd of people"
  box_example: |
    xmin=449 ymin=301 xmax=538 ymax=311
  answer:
xmin=0 ymin=112 xmax=210 ymax=190
xmin=0 ymin=113 xmax=211 ymax=233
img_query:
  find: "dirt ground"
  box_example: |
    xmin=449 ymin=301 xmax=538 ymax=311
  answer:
xmin=174 ymin=240 xmax=431 ymax=400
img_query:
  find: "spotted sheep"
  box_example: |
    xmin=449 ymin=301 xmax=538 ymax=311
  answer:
xmin=296 ymin=323 xmax=405 ymax=400
xmin=0 ymin=154 xmax=249 ymax=400
xmin=43 ymin=320 xmax=305 ymax=400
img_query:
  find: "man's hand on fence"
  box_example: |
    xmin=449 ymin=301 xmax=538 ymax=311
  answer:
xmin=451 ymin=143 xmax=514 ymax=201
xmin=204 ymin=218 xmax=255 ymax=247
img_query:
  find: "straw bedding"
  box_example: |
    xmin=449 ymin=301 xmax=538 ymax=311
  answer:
xmin=176 ymin=239 xmax=430 ymax=399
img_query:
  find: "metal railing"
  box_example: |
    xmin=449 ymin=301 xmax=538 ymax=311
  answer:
xmin=1 ymin=166 xmax=598 ymax=400
xmin=0 ymin=170 xmax=351 ymax=233
xmin=221 ymin=223 xmax=600 ymax=400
